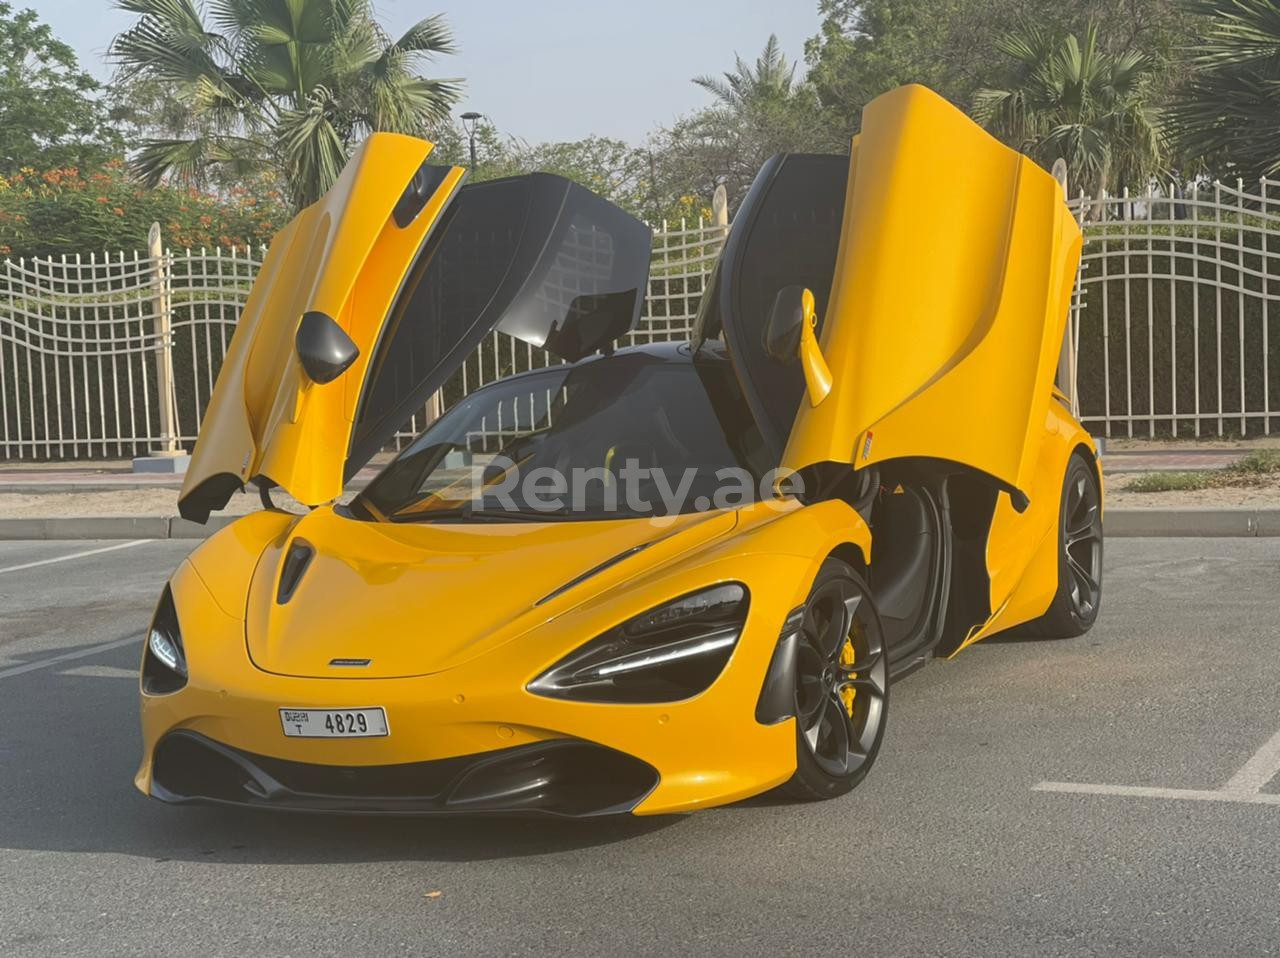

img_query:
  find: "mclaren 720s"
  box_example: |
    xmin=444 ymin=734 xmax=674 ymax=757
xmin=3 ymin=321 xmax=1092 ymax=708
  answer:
xmin=136 ymin=85 xmax=1104 ymax=818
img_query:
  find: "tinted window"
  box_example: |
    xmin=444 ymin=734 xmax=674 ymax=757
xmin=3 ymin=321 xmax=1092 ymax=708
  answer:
xmin=718 ymin=153 xmax=848 ymax=457
xmin=356 ymin=351 xmax=770 ymax=521
xmin=348 ymin=174 xmax=651 ymax=474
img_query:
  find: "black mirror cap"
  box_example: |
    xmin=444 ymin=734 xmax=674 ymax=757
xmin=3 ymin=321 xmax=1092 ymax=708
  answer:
xmin=393 ymin=162 xmax=453 ymax=228
xmin=764 ymin=284 xmax=807 ymax=363
xmin=296 ymin=311 xmax=359 ymax=385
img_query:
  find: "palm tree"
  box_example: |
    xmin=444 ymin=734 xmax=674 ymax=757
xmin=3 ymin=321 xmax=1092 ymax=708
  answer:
xmin=110 ymin=0 xmax=460 ymax=208
xmin=973 ymin=22 xmax=1164 ymax=204
xmin=693 ymin=34 xmax=799 ymax=109
xmin=676 ymin=36 xmax=839 ymax=209
xmin=1169 ymin=0 xmax=1280 ymax=183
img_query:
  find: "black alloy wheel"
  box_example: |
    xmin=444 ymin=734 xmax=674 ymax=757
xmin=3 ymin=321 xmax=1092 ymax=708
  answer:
xmin=1028 ymin=452 xmax=1104 ymax=638
xmin=783 ymin=559 xmax=889 ymax=800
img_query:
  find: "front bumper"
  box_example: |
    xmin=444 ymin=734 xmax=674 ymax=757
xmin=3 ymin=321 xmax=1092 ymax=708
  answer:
xmin=138 ymin=517 xmax=856 ymax=815
xmin=150 ymin=730 xmax=657 ymax=817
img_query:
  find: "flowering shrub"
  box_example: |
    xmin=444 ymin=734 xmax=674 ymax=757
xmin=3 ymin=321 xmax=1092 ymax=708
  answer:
xmin=0 ymin=159 xmax=288 ymax=259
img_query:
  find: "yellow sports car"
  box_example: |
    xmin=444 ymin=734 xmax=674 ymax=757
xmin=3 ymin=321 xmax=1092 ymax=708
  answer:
xmin=136 ymin=85 xmax=1103 ymax=817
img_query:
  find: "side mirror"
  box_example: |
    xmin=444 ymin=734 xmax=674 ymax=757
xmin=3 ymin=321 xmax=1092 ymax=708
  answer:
xmin=764 ymin=285 xmax=832 ymax=406
xmin=764 ymin=285 xmax=807 ymax=362
xmin=296 ymin=311 xmax=359 ymax=385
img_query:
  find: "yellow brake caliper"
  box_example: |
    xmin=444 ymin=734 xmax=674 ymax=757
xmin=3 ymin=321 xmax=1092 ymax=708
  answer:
xmin=839 ymin=633 xmax=857 ymax=717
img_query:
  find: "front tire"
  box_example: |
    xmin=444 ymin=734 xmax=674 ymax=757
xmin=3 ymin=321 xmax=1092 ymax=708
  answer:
xmin=782 ymin=559 xmax=889 ymax=801
xmin=1027 ymin=453 xmax=1104 ymax=638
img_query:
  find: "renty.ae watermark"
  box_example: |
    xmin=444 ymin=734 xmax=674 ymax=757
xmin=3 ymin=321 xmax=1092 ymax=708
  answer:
xmin=469 ymin=457 xmax=803 ymax=521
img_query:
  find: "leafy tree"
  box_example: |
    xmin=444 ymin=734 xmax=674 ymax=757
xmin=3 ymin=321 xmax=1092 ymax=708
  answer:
xmin=109 ymin=0 xmax=461 ymax=209
xmin=805 ymin=0 xmax=1024 ymax=133
xmin=692 ymin=34 xmax=801 ymax=109
xmin=805 ymin=0 xmax=1193 ymax=141
xmin=658 ymin=35 xmax=845 ymax=211
xmin=973 ymin=22 xmax=1164 ymax=198
xmin=427 ymin=119 xmax=696 ymax=225
xmin=0 ymin=3 xmax=121 ymax=173
xmin=1169 ymin=0 xmax=1280 ymax=182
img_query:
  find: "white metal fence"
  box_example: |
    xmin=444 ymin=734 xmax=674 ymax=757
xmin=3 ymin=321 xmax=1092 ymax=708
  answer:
xmin=0 ymin=218 xmax=728 ymax=459
xmin=1066 ymin=179 xmax=1279 ymax=438
xmin=2 ymin=180 xmax=1278 ymax=460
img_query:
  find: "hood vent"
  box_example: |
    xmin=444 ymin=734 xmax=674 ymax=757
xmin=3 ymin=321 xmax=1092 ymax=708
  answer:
xmin=276 ymin=539 xmax=315 ymax=605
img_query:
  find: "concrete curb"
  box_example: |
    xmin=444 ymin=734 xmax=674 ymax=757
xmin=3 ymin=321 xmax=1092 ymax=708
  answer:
xmin=1 ymin=509 xmax=1279 ymax=540
xmin=1104 ymin=507 xmax=1280 ymax=538
xmin=0 ymin=482 xmax=186 ymax=493
xmin=0 ymin=515 xmax=235 ymax=540
xmin=0 ymin=479 xmax=370 ymax=495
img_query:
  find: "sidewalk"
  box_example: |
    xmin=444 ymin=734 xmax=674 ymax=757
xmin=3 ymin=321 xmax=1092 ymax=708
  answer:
xmin=0 ymin=460 xmax=382 ymax=493
xmin=1102 ymin=435 xmax=1280 ymax=473
xmin=0 ymin=442 xmax=1262 ymax=491
xmin=1 ymin=443 xmax=1277 ymax=537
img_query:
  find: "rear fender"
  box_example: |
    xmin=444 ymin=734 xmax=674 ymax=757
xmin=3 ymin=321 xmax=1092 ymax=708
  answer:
xmin=953 ymin=401 xmax=1097 ymax=650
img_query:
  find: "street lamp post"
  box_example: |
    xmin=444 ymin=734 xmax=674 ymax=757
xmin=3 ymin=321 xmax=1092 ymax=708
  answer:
xmin=460 ymin=111 xmax=482 ymax=168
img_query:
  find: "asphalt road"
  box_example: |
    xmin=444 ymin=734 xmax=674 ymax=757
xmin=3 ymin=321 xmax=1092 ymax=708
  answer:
xmin=1 ymin=536 xmax=1279 ymax=957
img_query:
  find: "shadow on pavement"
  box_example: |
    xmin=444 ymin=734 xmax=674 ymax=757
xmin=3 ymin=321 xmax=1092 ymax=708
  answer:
xmin=0 ymin=641 xmax=685 ymax=865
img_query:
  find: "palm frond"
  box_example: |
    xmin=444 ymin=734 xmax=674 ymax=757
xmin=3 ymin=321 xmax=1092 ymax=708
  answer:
xmin=115 ymin=0 xmax=463 ymax=209
xmin=692 ymin=73 xmax=739 ymax=107
xmin=129 ymin=135 xmax=226 ymax=186
xmin=1170 ymin=0 xmax=1280 ymax=181
xmin=976 ymin=19 xmax=1163 ymax=194
xmin=391 ymin=14 xmax=456 ymax=57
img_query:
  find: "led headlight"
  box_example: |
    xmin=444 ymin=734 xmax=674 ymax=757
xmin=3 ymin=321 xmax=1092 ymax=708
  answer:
xmin=142 ymin=586 xmax=187 ymax=695
xmin=148 ymin=628 xmax=183 ymax=672
xmin=528 ymin=583 xmax=748 ymax=703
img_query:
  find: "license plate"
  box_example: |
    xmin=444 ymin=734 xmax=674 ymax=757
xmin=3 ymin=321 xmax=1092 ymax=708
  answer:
xmin=279 ymin=707 xmax=389 ymax=738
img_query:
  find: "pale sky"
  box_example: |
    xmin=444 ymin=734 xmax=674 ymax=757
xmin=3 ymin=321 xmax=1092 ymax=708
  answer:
xmin=30 ymin=0 xmax=822 ymax=143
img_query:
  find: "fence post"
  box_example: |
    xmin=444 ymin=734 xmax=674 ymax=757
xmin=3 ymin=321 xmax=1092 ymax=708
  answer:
xmin=148 ymin=222 xmax=180 ymax=456
xmin=711 ymin=184 xmax=729 ymax=237
xmin=424 ymin=389 xmax=443 ymax=428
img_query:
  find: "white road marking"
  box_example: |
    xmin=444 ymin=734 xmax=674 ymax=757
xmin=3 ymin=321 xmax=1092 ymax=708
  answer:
xmin=58 ymin=664 xmax=138 ymax=679
xmin=1035 ymin=781 xmax=1280 ymax=806
xmin=1222 ymin=728 xmax=1280 ymax=795
xmin=1038 ymin=726 xmax=1280 ymax=807
xmin=0 ymin=636 xmax=139 ymax=680
xmin=0 ymin=539 xmax=151 ymax=576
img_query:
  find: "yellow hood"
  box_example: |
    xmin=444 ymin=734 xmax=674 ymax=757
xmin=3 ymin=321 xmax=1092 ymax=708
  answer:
xmin=244 ymin=508 xmax=738 ymax=679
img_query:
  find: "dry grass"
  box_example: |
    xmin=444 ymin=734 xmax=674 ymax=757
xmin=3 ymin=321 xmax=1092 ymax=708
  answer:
xmin=1126 ymin=472 xmax=1213 ymax=493
xmin=1125 ymin=450 xmax=1280 ymax=494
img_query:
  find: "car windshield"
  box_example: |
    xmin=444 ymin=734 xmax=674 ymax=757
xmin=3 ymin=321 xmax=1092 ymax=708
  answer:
xmin=354 ymin=349 xmax=771 ymax=522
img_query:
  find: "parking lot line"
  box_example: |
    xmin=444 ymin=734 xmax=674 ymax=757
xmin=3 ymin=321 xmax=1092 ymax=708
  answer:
xmin=1037 ymin=726 xmax=1280 ymax=807
xmin=0 ymin=539 xmax=152 ymax=576
xmin=0 ymin=635 xmax=140 ymax=680
xmin=1222 ymin=728 xmax=1280 ymax=795
xmin=1034 ymin=781 xmax=1280 ymax=806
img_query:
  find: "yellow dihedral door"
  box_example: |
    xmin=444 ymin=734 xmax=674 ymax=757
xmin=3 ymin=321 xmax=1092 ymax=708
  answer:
xmin=780 ymin=84 xmax=1082 ymax=508
xmin=179 ymin=134 xmax=464 ymax=521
